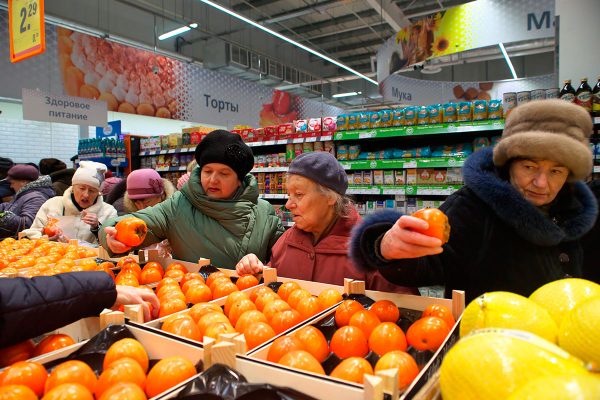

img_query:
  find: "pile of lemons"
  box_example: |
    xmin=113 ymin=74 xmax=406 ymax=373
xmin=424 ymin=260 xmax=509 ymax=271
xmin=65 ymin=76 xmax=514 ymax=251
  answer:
xmin=440 ymin=278 xmax=600 ymax=399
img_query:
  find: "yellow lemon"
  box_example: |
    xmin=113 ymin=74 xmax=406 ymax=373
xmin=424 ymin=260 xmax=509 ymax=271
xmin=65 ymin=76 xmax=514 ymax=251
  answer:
xmin=507 ymin=374 xmax=600 ymax=399
xmin=559 ymin=296 xmax=600 ymax=367
xmin=529 ymin=278 xmax=600 ymax=327
xmin=460 ymin=291 xmax=558 ymax=343
xmin=440 ymin=329 xmax=588 ymax=400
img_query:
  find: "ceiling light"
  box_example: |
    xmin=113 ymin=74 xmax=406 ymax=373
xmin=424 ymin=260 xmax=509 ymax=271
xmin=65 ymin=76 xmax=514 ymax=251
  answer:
xmin=158 ymin=23 xmax=198 ymax=41
xmin=196 ymin=0 xmax=378 ymax=86
xmin=499 ymin=42 xmax=518 ymax=80
xmin=332 ymin=91 xmax=361 ymax=98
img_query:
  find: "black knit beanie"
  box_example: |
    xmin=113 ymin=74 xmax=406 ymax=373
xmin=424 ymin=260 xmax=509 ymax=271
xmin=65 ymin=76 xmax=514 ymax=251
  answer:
xmin=194 ymin=130 xmax=254 ymax=180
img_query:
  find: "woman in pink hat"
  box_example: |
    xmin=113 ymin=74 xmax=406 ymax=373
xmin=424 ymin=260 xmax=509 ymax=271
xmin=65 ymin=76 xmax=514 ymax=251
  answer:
xmin=124 ymin=169 xmax=176 ymax=212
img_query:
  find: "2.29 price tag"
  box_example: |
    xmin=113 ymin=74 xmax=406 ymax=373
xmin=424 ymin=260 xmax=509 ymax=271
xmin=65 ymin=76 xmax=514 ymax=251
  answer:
xmin=8 ymin=0 xmax=45 ymax=63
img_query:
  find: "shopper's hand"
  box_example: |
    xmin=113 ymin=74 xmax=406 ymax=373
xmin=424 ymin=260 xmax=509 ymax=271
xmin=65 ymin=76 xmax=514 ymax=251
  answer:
xmin=380 ymin=215 xmax=444 ymax=260
xmin=104 ymin=226 xmax=132 ymax=254
xmin=113 ymin=285 xmax=160 ymax=322
xmin=236 ymin=253 xmax=264 ymax=275
xmin=81 ymin=211 xmax=99 ymax=228
xmin=48 ymin=228 xmax=69 ymax=243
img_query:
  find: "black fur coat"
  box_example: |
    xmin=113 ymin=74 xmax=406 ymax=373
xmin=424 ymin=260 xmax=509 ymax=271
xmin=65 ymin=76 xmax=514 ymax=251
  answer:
xmin=350 ymin=148 xmax=598 ymax=301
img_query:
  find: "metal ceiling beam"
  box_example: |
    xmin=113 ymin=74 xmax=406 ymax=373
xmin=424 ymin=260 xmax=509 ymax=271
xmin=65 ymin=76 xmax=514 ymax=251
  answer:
xmin=339 ymin=52 xmax=374 ymax=63
xmin=401 ymin=0 xmax=475 ymax=19
xmin=262 ymin=0 xmax=341 ymax=25
xmin=232 ymin=0 xmax=281 ymax=13
xmin=324 ymin=38 xmax=384 ymax=54
xmin=304 ymin=23 xmax=389 ymax=45
xmin=366 ymin=0 xmax=410 ymax=31
xmin=289 ymin=9 xmax=378 ymax=35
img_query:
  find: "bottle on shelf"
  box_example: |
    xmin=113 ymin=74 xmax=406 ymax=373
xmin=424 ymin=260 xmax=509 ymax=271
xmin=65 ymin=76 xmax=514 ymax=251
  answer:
xmin=593 ymin=76 xmax=600 ymax=117
xmin=575 ymin=78 xmax=593 ymax=112
xmin=559 ymin=79 xmax=576 ymax=103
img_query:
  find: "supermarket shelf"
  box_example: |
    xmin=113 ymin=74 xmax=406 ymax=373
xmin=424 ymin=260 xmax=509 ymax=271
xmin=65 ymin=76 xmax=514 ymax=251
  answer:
xmin=282 ymin=221 xmax=295 ymax=227
xmin=139 ymin=146 xmax=197 ymax=156
xmin=260 ymin=194 xmax=288 ymax=199
xmin=334 ymin=120 xmax=504 ymax=141
xmin=594 ymin=166 xmax=600 ymax=173
xmin=260 ymin=185 xmax=462 ymax=198
xmin=156 ymin=166 xmax=187 ymax=172
xmin=594 ymin=117 xmax=600 ymax=125
xmin=339 ymin=157 xmax=466 ymax=170
xmin=77 ymin=156 xmax=128 ymax=168
xmin=347 ymin=185 xmax=462 ymax=196
xmin=252 ymin=167 xmax=289 ymax=173
xmin=246 ymin=135 xmax=333 ymax=147
xmin=252 ymin=157 xmax=465 ymax=173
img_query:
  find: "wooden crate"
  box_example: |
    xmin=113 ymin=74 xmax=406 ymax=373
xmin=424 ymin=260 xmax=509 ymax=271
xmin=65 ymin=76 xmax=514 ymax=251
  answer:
xmin=29 ymin=312 xmax=204 ymax=400
xmin=247 ymin=289 xmax=464 ymax=399
xmin=137 ymin=267 xmax=348 ymax=352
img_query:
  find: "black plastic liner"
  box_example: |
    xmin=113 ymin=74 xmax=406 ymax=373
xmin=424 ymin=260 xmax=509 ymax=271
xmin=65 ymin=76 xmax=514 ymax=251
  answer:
xmin=42 ymin=325 xmax=203 ymax=376
xmin=175 ymin=364 xmax=318 ymax=400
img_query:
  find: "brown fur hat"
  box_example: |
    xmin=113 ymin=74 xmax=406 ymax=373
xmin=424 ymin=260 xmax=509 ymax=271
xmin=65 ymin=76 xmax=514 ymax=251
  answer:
xmin=493 ymin=99 xmax=593 ymax=180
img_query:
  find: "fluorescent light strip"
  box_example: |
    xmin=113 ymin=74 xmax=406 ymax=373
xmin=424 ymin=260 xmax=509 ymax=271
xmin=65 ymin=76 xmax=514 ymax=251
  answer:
xmin=499 ymin=42 xmax=518 ymax=80
xmin=332 ymin=91 xmax=361 ymax=98
xmin=158 ymin=23 xmax=198 ymax=41
xmin=196 ymin=0 xmax=378 ymax=86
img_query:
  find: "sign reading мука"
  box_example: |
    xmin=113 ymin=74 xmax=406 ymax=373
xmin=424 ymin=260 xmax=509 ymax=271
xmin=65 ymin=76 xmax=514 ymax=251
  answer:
xmin=22 ymin=88 xmax=107 ymax=126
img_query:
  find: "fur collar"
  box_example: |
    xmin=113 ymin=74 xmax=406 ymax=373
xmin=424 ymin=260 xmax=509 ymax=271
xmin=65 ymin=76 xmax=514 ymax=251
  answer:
xmin=15 ymin=176 xmax=53 ymax=196
xmin=463 ymin=148 xmax=598 ymax=245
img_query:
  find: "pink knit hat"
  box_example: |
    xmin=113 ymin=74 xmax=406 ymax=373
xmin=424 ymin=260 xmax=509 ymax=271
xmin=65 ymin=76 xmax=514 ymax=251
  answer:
xmin=127 ymin=169 xmax=164 ymax=200
xmin=100 ymin=177 xmax=122 ymax=197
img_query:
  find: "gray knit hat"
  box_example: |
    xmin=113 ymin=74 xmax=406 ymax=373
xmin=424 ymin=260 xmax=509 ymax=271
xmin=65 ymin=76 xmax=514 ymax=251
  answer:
xmin=288 ymin=152 xmax=348 ymax=195
xmin=493 ymin=99 xmax=593 ymax=181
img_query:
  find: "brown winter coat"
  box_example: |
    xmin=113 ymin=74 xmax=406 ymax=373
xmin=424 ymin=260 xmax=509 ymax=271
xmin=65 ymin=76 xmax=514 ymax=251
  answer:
xmin=269 ymin=207 xmax=419 ymax=294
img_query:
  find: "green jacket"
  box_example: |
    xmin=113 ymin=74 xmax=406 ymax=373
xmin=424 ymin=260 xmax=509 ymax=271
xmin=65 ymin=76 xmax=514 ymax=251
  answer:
xmin=99 ymin=169 xmax=284 ymax=269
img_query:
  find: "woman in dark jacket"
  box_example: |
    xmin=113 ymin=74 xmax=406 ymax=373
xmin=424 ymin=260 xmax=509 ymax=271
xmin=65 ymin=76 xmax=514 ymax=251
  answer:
xmin=0 ymin=165 xmax=55 ymax=238
xmin=350 ymin=100 xmax=598 ymax=302
xmin=0 ymin=271 xmax=159 ymax=348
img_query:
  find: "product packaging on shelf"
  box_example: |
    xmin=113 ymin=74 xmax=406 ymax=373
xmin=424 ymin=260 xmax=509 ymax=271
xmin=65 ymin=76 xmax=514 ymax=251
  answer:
xmin=363 ymin=171 xmax=373 ymax=185
xmin=264 ymin=126 xmax=278 ymax=141
xmin=404 ymin=106 xmax=417 ymax=126
xmin=472 ymin=100 xmax=488 ymax=121
xmin=394 ymin=170 xmax=407 ymax=186
xmin=335 ymin=115 xmax=348 ymax=131
xmin=370 ymin=111 xmax=382 ymax=128
xmin=457 ymin=102 xmax=473 ymax=122
xmin=322 ymin=117 xmax=337 ymax=133
xmin=417 ymin=106 xmax=429 ymax=125
xmin=417 ymin=168 xmax=435 ymax=184
xmin=392 ymin=108 xmax=404 ymax=126
xmin=277 ymin=123 xmax=294 ymax=139
xmin=406 ymin=169 xmax=417 ymax=185
xmin=352 ymin=171 xmax=363 ymax=185
xmin=428 ymin=104 xmax=442 ymax=124
xmin=442 ymin=102 xmax=457 ymax=123
xmin=380 ymin=109 xmax=393 ymax=127
xmin=384 ymin=170 xmax=395 ymax=185
xmin=373 ymin=170 xmax=384 ymax=185
xmin=160 ymin=135 xmax=170 ymax=150
xmin=358 ymin=112 xmax=370 ymax=130
xmin=336 ymin=145 xmax=348 ymax=161
xmin=488 ymin=100 xmax=503 ymax=119
xmin=294 ymin=120 xmax=308 ymax=136
xmin=307 ymin=118 xmax=322 ymax=136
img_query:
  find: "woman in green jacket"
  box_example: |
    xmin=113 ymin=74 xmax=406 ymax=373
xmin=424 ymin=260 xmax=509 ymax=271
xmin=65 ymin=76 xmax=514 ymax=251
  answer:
xmin=100 ymin=130 xmax=284 ymax=269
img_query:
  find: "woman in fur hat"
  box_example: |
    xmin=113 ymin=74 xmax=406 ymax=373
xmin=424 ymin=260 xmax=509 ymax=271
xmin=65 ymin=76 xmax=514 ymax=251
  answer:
xmin=350 ymin=100 xmax=598 ymax=302
xmin=100 ymin=130 xmax=284 ymax=269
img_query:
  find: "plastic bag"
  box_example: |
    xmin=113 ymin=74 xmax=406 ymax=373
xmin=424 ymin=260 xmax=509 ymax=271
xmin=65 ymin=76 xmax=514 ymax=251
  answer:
xmin=176 ymin=364 xmax=318 ymax=400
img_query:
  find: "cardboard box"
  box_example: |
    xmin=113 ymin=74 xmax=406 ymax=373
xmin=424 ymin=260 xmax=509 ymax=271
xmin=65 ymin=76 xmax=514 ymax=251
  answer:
xmin=363 ymin=171 xmax=373 ymax=186
xmin=417 ymin=168 xmax=435 ymax=185
xmin=277 ymin=123 xmax=294 ymax=139
xmin=264 ymin=126 xmax=278 ymax=141
xmin=433 ymin=169 xmax=447 ymax=185
xmin=406 ymin=169 xmax=417 ymax=185
xmin=384 ymin=170 xmax=395 ymax=186
xmin=373 ymin=170 xmax=384 ymax=186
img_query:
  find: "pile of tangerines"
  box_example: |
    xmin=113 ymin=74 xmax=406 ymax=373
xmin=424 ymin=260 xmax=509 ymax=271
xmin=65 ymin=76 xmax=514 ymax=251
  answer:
xmin=0 ymin=237 xmax=98 ymax=276
xmin=160 ymin=279 xmax=343 ymax=351
xmin=0 ymin=337 xmax=196 ymax=399
xmin=267 ymin=299 xmax=455 ymax=390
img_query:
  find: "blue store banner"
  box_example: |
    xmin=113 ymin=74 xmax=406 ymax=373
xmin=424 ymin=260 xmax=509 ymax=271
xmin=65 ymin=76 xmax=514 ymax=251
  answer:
xmin=96 ymin=120 xmax=121 ymax=139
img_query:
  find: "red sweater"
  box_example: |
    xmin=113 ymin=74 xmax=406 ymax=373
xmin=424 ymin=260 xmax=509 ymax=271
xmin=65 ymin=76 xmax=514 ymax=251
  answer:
xmin=270 ymin=207 xmax=419 ymax=294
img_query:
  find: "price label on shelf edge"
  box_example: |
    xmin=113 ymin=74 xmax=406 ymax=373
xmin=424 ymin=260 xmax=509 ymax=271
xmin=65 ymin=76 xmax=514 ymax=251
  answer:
xmin=9 ymin=0 xmax=45 ymax=63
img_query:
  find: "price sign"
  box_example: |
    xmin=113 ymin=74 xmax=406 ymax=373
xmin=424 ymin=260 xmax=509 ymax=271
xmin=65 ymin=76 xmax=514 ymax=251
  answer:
xmin=9 ymin=0 xmax=45 ymax=63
